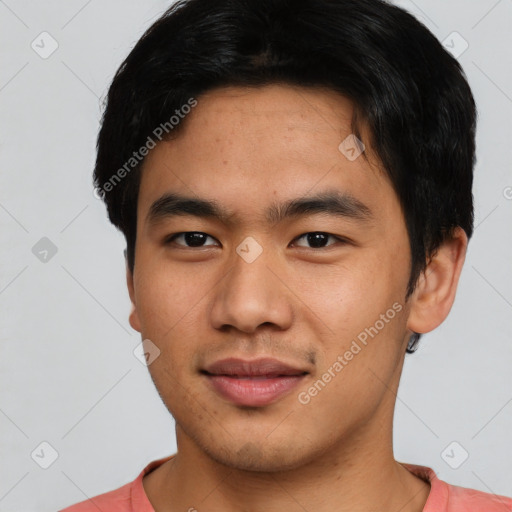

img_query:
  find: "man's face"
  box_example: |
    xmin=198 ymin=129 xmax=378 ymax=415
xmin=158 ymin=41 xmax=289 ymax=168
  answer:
xmin=129 ymin=85 xmax=414 ymax=471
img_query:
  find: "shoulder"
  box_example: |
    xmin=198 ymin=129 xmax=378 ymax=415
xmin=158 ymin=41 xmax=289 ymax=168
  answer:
xmin=444 ymin=480 xmax=512 ymax=511
xmin=59 ymin=481 xmax=132 ymax=511
xmin=402 ymin=462 xmax=512 ymax=512
xmin=59 ymin=456 xmax=175 ymax=512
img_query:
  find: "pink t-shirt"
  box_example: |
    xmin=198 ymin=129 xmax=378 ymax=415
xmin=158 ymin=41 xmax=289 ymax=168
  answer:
xmin=60 ymin=455 xmax=512 ymax=511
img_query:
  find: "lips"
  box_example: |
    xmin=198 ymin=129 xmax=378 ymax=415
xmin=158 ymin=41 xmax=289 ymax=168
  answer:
xmin=202 ymin=357 xmax=308 ymax=407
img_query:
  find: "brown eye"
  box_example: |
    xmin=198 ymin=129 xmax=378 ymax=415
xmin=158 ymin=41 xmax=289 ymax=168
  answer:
xmin=292 ymin=232 xmax=344 ymax=249
xmin=166 ymin=232 xmax=219 ymax=248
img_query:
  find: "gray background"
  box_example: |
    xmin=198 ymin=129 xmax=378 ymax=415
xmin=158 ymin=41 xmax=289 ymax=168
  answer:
xmin=1 ymin=0 xmax=511 ymax=510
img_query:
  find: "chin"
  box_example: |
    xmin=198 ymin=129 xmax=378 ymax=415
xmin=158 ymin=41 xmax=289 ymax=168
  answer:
xmin=201 ymin=439 xmax=313 ymax=473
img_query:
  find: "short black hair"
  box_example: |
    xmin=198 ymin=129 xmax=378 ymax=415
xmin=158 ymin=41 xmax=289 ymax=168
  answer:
xmin=94 ymin=0 xmax=477 ymax=353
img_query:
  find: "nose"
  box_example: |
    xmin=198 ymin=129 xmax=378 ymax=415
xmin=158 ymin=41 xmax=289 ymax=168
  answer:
xmin=209 ymin=245 xmax=294 ymax=334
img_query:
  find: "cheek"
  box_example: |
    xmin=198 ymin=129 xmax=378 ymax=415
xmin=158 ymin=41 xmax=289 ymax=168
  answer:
xmin=134 ymin=268 xmax=202 ymax=386
xmin=295 ymin=290 xmax=408 ymax=432
xmin=133 ymin=256 xmax=205 ymax=339
xmin=291 ymin=251 xmax=406 ymax=334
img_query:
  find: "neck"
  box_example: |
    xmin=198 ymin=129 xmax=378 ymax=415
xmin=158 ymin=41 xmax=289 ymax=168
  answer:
xmin=144 ymin=413 xmax=430 ymax=512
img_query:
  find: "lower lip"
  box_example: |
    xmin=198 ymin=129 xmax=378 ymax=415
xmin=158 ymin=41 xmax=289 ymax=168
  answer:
xmin=205 ymin=374 xmax=306 ymax=407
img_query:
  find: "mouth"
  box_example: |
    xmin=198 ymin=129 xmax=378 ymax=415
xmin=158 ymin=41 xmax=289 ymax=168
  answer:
xmin=201 ymin=357 xmax=309 ymax=407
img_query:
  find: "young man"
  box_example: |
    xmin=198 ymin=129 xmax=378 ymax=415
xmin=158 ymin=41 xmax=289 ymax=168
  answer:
xmin=62 ymin=0 xmax=511 ymax=510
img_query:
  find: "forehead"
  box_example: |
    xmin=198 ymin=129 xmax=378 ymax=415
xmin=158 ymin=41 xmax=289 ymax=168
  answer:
xmin=137 ymin=84 xmax=396 ymax=226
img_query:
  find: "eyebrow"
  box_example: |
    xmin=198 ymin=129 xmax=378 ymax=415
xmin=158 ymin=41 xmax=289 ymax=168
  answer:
xmin=146 ymin=189 xmax=373 ymax=227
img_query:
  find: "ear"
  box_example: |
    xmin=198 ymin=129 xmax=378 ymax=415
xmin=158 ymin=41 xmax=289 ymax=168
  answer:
xmin=126 ymin=251 xmax=141 ymax=333
xmin=407 ymin=227 xmax=468 ymax=334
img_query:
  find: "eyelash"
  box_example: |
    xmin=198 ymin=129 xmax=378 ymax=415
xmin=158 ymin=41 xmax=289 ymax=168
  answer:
xmin=164 ymin=231 xmax=348 ymax=249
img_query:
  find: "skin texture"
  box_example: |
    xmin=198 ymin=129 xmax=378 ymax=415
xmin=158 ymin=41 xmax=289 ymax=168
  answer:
xmin=126 ymin=84 xmax=467 ymax=512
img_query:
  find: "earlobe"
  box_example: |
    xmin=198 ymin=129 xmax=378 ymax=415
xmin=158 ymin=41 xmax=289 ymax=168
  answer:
xmin=407 ymin=227 xmax=468 ymax=334
xmin=126 ymin=257 xmax=141 ymax=333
